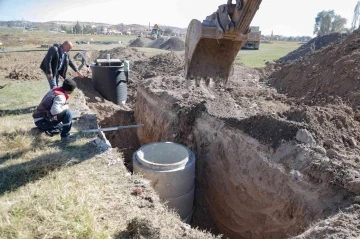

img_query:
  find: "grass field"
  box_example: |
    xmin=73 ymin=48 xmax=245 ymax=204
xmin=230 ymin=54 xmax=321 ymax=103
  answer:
xmin=236 ymin=41 xmax=303 ymax=67
xmin=0 ymin=78 xmax=216 ymax=239
xmin=0 ymin=80 xmax=129 ymax=238
xmin=1 ymin=28 xmax=302 ymax=68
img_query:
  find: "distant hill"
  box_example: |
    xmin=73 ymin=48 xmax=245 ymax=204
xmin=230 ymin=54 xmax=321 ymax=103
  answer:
xmin=0 ymin=20 xmax=187 ymax=34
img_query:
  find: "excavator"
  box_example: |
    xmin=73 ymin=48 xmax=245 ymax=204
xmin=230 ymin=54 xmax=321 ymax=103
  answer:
xmin=184 ymin=0 xmax=262 ymax=84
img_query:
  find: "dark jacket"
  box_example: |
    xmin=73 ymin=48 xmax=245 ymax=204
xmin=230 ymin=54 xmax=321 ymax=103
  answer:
xmin=32 ymin=87 xmax=69 ymax=120
xmin=40 ymin=43 xmax=78 ymax=78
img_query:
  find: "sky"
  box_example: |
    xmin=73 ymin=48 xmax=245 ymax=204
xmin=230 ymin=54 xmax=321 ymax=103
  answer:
xmin=0 ymin=0 xmax=358 ymax=37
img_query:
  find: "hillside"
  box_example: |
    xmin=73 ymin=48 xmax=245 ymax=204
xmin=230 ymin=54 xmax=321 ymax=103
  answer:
xmin=0 ymin=20 xmax=187 ymax=34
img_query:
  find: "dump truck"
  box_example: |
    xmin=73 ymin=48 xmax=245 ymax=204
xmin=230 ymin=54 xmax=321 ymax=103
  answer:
xmin=184 ymin=0 xmax=262 ymax=83
xmin=242 ymin=26 xmax=261 ymax=50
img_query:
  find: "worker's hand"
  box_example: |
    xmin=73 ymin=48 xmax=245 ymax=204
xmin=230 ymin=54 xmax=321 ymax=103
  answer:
xmin=76 ymin=71 xmax=84 ymax=78
xmin=47 ymin=74 xmax=53 ymax=79
xmin=50 ymin=115 xmax=58 ymax=121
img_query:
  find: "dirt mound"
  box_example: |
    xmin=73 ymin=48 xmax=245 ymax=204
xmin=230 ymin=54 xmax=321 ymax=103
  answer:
xmin=278 ymin=33 xmax=347 ymax=63
xmin=97 ymin=47 xmax=146 ymax=61
xmin=147 ymin=37 xmax=168 ymax=48
xmin=0 ymin=52 xmax=45 ymax=81
xmin=6 ymin=69 xmax=39 ymax=80
xmin=269 ymin=29 xmax=360 ymax=108
xmin=159 ymin=37 xmax=185 ymax=51
xmin=132 ymin=52 xmax=184 ymax=81
xmin=129 ymin=37 xmax=154 ymax=47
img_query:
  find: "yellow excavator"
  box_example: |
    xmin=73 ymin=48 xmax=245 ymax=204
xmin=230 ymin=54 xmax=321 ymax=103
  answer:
xmin=185 ymin=0 xmax=262 ymax=84
xmin=148 ymin=24 xmax=163 ymax=40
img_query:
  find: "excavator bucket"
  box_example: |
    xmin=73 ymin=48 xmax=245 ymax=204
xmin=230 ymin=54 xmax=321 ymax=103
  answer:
xmin=185 ymin=0 xmax=262 ymax=84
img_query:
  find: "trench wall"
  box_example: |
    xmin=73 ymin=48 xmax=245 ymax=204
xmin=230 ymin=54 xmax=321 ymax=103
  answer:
xmin=134 ymin=84 xmax=349 ymax=239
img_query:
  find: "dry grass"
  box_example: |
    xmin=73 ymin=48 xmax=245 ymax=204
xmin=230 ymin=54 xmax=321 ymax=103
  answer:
xmin=0 ymin=79 xmax=218 ymax=239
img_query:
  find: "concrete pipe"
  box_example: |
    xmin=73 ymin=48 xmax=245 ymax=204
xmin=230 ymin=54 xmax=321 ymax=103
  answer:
xmin=133 ymin=142 xmax=196 ymax=223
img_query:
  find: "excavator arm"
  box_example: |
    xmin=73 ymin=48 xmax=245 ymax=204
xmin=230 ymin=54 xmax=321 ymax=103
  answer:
xmin=185 ymin=0 xmax=262 ymax=84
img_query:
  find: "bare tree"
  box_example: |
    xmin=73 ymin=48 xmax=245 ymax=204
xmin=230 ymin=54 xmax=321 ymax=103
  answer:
xmin=351 ymin=1 xmax=360 ymax=31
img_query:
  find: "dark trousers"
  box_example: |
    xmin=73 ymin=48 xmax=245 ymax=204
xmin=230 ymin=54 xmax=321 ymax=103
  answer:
xmin=35 ymin=109 xmax=72 ymax=137
xmin=78 ymin=59 xmax=89 ymax=71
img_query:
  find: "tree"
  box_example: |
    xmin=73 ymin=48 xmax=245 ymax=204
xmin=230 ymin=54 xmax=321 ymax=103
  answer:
xmin=73 ymin=21 xmax=82 ymax=34
xmin=164 ymin=28 xmax=173 ymax=36
xmin=351 ymin=1 xmax=360 ymax=31
xmin=60 ymin=25 xmax=67 ymax=32
xmin=314 ymin=10 xmax=347 ymax=36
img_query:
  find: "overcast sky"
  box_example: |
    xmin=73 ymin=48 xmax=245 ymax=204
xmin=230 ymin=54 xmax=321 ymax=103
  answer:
xmin=0 ymin=0 xmax=358 ymax=36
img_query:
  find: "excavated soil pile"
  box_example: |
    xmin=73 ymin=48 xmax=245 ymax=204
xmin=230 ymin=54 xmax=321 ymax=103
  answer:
xmin=131 ymin=52 xmax=184 ymax=81
xmin=277 ymin=33 xmax=347 ymax=63
xmin=147 ymin=37 xmax=168 ymax=48
xmin=159 ymin=37 xmax=185 ymax=51
xmin=129 ymin=37 xmax=154 ymax=47
xmin=269 ymin=29 xmax=360 ymax=109
xmin=6 ymin=69 xmax=39 ymax=80
xmin=97 ymin=47 xmax=146 ymax=62
xmin=0 ymin=52 xmax=44 ymax=81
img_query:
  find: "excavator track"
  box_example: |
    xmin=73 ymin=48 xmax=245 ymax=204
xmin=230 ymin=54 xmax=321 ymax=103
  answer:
xmin=185 ymin=0 xmax=262 ymax=84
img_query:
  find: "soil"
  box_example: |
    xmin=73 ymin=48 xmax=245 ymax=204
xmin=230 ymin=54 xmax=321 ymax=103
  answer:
xmin=131 ymin=30 xmax=360 ymax=238
xmin=132 ymin=52 xmax=184 ymax=80
xmin=2 ymin=28 xmax=360 ymax=238
xmin=97 ymin=46 xmax=146 ymax=62
xmin=147 ymin=37 xmax=168 ymax=48
xmin=277 ymin=33 xmax=347 ymax=63
xmin=159 ymin=37 xmax=185 ymax=51
xmin=129 ymin=37 xmax=154 ymax=47
xmin=0 ymin=52 xmax=45 ymax=81
xmin=267 ymin=29 xmax=360 ymax=107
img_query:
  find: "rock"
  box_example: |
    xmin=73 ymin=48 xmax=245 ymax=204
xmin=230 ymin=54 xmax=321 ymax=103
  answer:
xmin=354 ymin=196 xmax=360 ymax=203
xmin=354 ymin=113 xmax=360 ymax=122
xmin=296 ymin=129 xmax=316 ymax=146
xmin=313 ymin=146 xmax=326 ymax=155
xmin=326 ymin=149 xmax=340 ymax=158
xmin=182 ymin=93 xmax=190 ymax=98
xmin=323 ymin=139 xmax=335 ymax=148
xmin=132 ymin=187 xmax=143 ymax=195
xmin=345 ymin=179 xmax=360 ymax=194
xmin=143 ymin=71 xmax=157 ymax=79
xmin=348 ymin=137 xmax=357 ymax=147
xmin=91 ymin=138 xmax=112 ymax=151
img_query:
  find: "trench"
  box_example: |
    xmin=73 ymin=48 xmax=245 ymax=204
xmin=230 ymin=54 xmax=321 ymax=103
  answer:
xmin=74 ymin=77 xmax=222 ymax=235
xmin=99 ymin=111 xmax=140 ymax=172
xmin=130 ymin=80 xmax=352 ymax=239
xmin=77 ymin=77 xmax=352 ymax=239
xmin=75 ymin=51 xmax=353 ymax=238
xmin=96 ymin=107 xmax=221 ymax=235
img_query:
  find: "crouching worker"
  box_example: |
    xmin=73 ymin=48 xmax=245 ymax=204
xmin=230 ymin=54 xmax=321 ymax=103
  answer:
xmin=32 ymin=79 xmax=77 ymax=141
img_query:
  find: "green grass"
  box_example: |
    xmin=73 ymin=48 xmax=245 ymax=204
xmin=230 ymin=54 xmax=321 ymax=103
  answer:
xmin=236 ymin=41 xmax=303 ymax=67
xmin=0 ymin=27 xmax=25 ymax=35
xmin=0 ymin=80 xmax=118 ymax=238
xmin=0 ymin=79 xmax=218 ymax=239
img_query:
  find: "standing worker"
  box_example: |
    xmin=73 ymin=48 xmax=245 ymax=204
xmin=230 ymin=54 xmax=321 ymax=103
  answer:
xmin=73 ymin=51 xmax=90 ymax=72
xmin=40 ymin=41 xmax=84 ymax=89
xmin=32 ymin=78 xmax=78 ymax=142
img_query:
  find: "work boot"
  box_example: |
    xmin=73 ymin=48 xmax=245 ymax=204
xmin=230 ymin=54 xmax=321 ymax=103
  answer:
xmin=60 ymin=134 xmax=77 ymax=143
xmin=44 ymin=129 xmax=61 ymax=137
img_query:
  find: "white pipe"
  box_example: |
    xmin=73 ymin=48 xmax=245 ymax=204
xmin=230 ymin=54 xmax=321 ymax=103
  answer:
xmin=81 ymin=124 xmax=144 ymax=133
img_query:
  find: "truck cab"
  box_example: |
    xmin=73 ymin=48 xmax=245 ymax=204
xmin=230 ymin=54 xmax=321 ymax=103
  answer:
xmin=242 ymin=26 xmax=261 ymax=50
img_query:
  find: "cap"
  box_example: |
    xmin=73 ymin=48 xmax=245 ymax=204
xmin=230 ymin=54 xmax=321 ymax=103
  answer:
xmin=62 ymin=78 xmax=77 ymax=91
